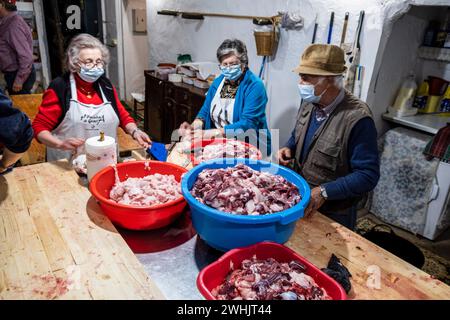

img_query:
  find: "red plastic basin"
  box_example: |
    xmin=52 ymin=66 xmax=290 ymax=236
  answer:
xmin=190 ymin=138 xmax=262 ymax=166
xmin=197 ymin=241 xmax=347 ymax=300
xmin=89 ymin=161 xmax=188 ymax=230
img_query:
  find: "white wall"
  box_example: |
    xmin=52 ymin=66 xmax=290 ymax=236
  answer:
xmin=145 ymin=0 xmax=448 ymax=145
xmin=146 ymin=0 xmax=390 ymax=146
xmin=122 ymin=0 xmax=148 ymax=100
xmin=368 ymin=6 xmax=429 ymax=135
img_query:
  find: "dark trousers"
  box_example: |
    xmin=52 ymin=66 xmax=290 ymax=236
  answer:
xmin=322 ymin=205 xmax=357 ymax=230
xmin=3 ymin=65 xmax=36 ymax=95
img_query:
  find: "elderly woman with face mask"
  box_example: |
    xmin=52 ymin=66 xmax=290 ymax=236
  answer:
xmin=32 ymin=33 xmax=151 ymax=161
xmin=178 ymin=39 xmax=271 ymax=155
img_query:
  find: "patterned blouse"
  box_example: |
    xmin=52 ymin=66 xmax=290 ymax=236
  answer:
xmin=219 ymin=68 xmax=246 ymax=99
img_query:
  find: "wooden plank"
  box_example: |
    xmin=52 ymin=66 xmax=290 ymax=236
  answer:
xmin=117 ymin=128 xmax=142 ymax=153
xmin=0 ymin=161 xmax=164 ymax=300
xmin=287 ymin=214 xmax=450 ymax=300
xmin=166 ymin=146 xmax=193 ymax=170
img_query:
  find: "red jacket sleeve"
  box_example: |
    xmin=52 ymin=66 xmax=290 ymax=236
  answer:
xmin=112 ymin=86 xmax=135 ymax=130
xmin=32 ymin=88 xmax=62 ymax=139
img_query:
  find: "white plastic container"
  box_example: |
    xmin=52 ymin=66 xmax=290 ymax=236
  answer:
xmin=388 ymin=73 xmax=418 ymax=117
xmin=85 ymin=133 xmax=117 ymax=181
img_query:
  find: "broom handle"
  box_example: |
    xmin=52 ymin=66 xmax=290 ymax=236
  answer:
xmin=159 ymin=9 xmax=280 ymax=23
xmin=340 ymin=12 xmax=349 ymax=46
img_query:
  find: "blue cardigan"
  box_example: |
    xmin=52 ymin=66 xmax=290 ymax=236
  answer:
xmin=196 ymin=69 xmax=271 ymax=155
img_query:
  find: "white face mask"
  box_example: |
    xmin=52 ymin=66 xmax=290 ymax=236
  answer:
xmin=78 ymin=66 xmax=104 ymax=83
xmin=298 ymin=78 xmax=328 ymax=103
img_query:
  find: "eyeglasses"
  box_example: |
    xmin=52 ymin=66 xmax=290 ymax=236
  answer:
xmin=79 ymin=59 xmax=105 ymax=69
xmin=220 ymin=62 xmax=241 ymax=68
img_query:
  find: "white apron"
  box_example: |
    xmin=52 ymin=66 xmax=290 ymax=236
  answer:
xmin=47 ymin=73 xmax=120 ymax=161
xmin=210 ymin=78 xmax=235 ymax=129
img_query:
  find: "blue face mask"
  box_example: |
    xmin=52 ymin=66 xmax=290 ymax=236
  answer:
xmin=298 ymin=81 xmax=327 ymax=104
xmin=78 ymin=66 xmax=104 ymax=83
xmin=220 ymin=65 xmax=242 ymax=81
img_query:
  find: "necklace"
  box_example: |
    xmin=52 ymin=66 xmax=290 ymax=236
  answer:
xmin=78 ymin=86 xmax=95 ymax=99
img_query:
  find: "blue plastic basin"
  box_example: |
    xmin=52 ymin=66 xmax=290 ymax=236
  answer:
xmin=181 ymin=158 xmax=311 ymax=251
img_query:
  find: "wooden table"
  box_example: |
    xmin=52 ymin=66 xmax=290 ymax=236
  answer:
xmin=162 ymin=146 xmax=450 ymax=300
xmin=1 ymin=149 xmax=450 ymax=299
xmin=0 ymin=161 xmax=163 ymax=299
xmin=287 ymin=215 xmax=450 ymax=299
xmin=9 ymin=94 xmax=142 ymax=166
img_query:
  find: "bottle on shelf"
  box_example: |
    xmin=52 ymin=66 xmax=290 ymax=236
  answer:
xmin=423 ymin=20 xmax=439 ymax=47
xmin=435 ymin=8 xmax=450 ymax=47
xmin=388 ymin=72 xmax=418 ymax=117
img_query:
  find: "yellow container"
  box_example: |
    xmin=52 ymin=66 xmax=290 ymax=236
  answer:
xmin=419 ymin=95 xmax=440 ymax=113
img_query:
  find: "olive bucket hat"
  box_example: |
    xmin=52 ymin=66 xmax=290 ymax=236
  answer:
xmin=293 ymin=44 xmax=347 ymax=76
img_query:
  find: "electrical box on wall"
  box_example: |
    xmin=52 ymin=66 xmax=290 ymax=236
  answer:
xmin=133 ymin=9 xmax=147 ymax=34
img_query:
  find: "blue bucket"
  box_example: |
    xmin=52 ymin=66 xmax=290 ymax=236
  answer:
xmin=181 ymin=158 xmax=311 ymax=251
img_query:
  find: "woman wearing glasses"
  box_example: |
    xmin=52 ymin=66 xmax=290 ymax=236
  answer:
xmin=178 ymin=39 xmax=271 ymax=156
xmin=32 ymin=33 xmax=151 ymax=161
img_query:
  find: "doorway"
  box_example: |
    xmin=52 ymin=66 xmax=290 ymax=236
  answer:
xmin=42 ymin=0 xmax=102 ymax=78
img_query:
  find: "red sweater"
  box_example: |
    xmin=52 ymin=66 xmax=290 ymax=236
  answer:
xmin=32 ymin=74 xmax=135 ymax=138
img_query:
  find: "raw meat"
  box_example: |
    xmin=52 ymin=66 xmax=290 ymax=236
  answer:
xmin=109 ymin=165 xmax=182 ymax=206
xmin=191 ymin=164 xmax=300 ymax=215
xmin=72 ymin=154 xmax=87 ymax=174
xmin=212 ymin=256 xmax=330 ymax=300
xmin=196 ymin=140 xmax=260 ymax=162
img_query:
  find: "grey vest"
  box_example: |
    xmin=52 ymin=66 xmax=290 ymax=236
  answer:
xmin=294 ymin=90 xmax=373 ymax=213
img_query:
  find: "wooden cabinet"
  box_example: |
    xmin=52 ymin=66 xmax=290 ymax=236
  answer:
xmin=144 ymin=71 xmax=208 ymax=143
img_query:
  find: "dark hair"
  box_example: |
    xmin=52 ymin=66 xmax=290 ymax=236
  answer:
xmin=1 ymin=1 xmax=17 ymax=11
xmin=216 ymin=39 xmax=249 ymax=66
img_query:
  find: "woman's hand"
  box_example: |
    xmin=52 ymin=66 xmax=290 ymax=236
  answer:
xmin=304 ymin=187 xmax=325 ymax=219
xmin=12 ymin=83 xmax=23 ymax=93
xmin=192 ymin=119 xmax=204 ymax=131
xmin=202 ymin=129 xmax=223 ymax=140
xmin=277 ymin=147 xmax=293 ymax=166
xmin=57 ymin=138 xmax=85 ymax=151
xmin=133 ymin=129 xmax=152 ymax=149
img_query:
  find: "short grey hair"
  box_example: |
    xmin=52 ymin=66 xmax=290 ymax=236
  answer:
xmin=65 ymin=33 xmax=110 ymax=72
xmin=216 ymin=39 xmax=249 ymax=66
xmin=318 ymin=75 xmax=343 ymax=88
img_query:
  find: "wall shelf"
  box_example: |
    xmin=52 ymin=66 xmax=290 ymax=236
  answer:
xmin=418 ymin=46 xmax=450 ymax=63
xmin=382 ymin=112 xmax=449 ymax=135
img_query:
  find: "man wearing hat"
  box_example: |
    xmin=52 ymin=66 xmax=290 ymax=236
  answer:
xmin=0 ymin=0 xmax=36 ymax=94
xmin=277 ymin=44 xmax=380 ymax=230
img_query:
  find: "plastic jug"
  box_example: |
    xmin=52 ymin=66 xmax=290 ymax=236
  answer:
xmin=388 ymin=73 xmax=418 ymax=117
